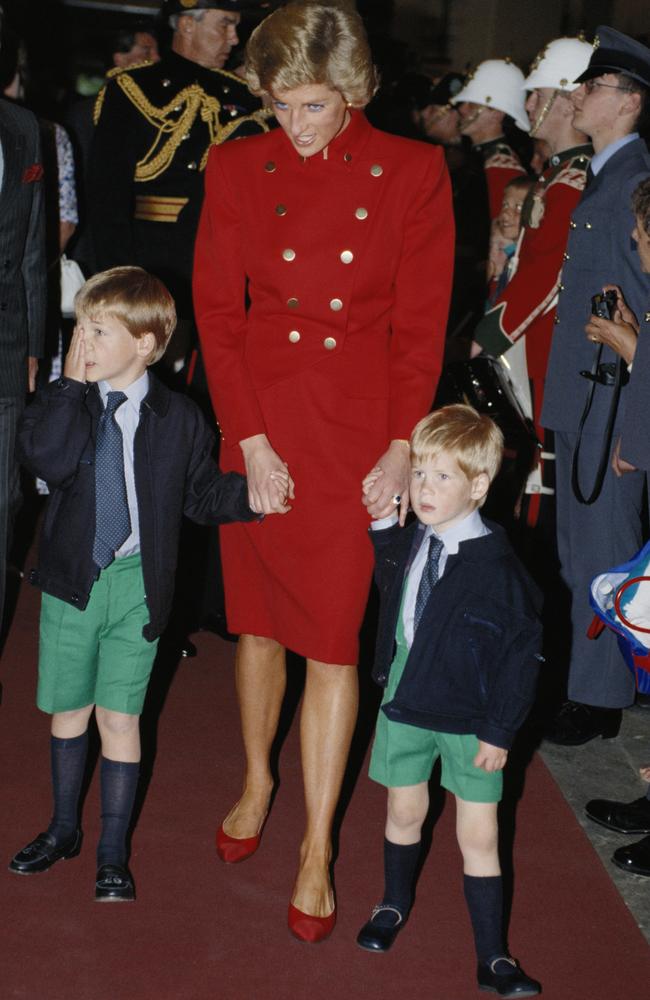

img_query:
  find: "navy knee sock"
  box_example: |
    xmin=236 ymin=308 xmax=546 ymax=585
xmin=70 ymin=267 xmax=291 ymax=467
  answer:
xmin=47 ymin=732 xmax=88 ymax=842
xmin=463 ymin=874 xmax=505 ymax=963
xmin=97 ymin=757 xmax=140 ymax=867
xmin=374 ymin=838 xmax=421 ymax=927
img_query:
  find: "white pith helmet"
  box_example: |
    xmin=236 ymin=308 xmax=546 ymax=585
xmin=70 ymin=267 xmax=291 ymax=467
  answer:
xmin=524 ymin=37 xmax=595 ymax=91
xmin=451 ymin=59 xmax=530 ymax=132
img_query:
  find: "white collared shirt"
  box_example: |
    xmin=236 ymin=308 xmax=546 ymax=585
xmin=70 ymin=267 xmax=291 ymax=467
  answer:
xmin=372 ymin=508 xmax=490 ymax=647
xmin=590 ymin=132 xmax=639 ymax=176
xmin=98 ymin=371 xmax=149 ymax=558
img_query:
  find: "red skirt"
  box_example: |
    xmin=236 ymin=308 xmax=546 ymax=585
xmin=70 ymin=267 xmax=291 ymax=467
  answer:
xmin=219 ymin=366 xmax=389 ymax=665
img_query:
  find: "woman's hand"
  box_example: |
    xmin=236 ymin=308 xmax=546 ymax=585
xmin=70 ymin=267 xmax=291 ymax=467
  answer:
xmin=611 ymin=436 xmax=637 ymax=477
xmin=474 ymin=740 xmax=508 ymax=773
xmin=362 ymin=439 xmax=410 ymax=525
xmin=63 ymin=325 xmax=87 ymax=383
xmin=603 ymin=284 xmax=639 ymax=332
xmin=584 ymin=314 xmax=638 ymax=365
xmin=240 ymin=434 xmax=295 ymax=515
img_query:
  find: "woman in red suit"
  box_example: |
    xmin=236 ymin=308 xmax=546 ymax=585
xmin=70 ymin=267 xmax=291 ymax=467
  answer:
xmin=193 ymin=0 xmax=454 ymax=942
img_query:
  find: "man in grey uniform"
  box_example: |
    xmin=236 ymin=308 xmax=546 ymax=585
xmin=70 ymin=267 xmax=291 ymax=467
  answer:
xmin=542 ymin=27 xmax=650 ymax=745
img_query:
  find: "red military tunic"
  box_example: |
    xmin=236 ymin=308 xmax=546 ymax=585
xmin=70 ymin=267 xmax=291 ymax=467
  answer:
xmin=475 ymin=137 xmax=527 ymax=220
xmin=193 ymin=110 xmax=454 ymax=664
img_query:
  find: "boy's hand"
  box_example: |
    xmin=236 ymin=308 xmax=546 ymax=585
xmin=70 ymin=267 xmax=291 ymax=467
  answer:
xmin=240 ymin=434 xmax=294 ymax=514
xmin=474 ymin=740 xmax=508 ymax=773
xmin=63 ymin=325 xmax=87 ymax=383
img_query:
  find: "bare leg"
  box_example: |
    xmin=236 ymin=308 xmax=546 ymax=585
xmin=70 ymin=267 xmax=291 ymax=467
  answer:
xmin=386 ymin=782 xmax=429 ymax=844
xmin=95 ymin=709 xmax=141 ymax=763
xmin=51 ymin=705 xmax=95 ymax=739
xmin=456 ymin=798 xmax=500 ymax=876
xmin=292 ymin=659 xmax=358 ymax=917
xmin=222 ymin=633 xmax=286 ymax=838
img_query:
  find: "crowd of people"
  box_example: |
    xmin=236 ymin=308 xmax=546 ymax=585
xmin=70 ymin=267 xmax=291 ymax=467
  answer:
xmin=2 ymin=1 xmax=650 ymax=996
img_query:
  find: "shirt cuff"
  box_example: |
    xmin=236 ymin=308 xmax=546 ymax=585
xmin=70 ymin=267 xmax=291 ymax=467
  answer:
xmin=370 ymin=513 xmax=399 ymax=531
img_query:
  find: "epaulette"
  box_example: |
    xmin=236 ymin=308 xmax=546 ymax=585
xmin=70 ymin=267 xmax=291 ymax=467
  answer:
xmin=208 ymin=66 xmax=249 ymax=85
xmin=105 ymin=59 xmax=153 ymax=80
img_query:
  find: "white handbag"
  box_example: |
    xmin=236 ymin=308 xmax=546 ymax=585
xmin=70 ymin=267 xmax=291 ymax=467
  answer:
xmin=60 ymin=254 xmax=86 ymax=317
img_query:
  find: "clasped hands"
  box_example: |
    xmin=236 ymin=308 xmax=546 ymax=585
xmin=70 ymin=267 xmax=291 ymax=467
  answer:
xmin=240 ymin=434 xmax=294 ymax=515
xmin=361 ymin=439 xmax=411 ymax=526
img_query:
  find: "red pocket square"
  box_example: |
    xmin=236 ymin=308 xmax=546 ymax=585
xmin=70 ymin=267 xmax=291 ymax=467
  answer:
xmin=22 ymin=163 xmax=43 ymax=183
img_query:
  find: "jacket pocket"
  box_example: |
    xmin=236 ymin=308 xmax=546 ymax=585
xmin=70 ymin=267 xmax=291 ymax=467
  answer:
xmin=463 ymin=611 xmax=504 ymax=703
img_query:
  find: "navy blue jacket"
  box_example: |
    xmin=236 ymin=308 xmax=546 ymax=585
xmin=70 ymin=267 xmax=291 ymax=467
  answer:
xmin=18 ymin=373 xmax=256 ymax=640
xmin=370 ymin=519 xmax=543 ymax=749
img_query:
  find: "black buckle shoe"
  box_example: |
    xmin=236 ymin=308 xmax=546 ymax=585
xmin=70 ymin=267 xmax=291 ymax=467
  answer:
xmin=544 ymin=701 xmax=621 ymax=746
xmin=585 ymin=796 xmax=650 ymax=835
xmin=9 ymin=829 xmax=82 ymax=875
xmin=477 ymin=956 xmax=541 ymax=997
xmin=356 ymin=904 xmax=404 ymax=953
xmin=612 ymin=834 xmax=650 ymax=877
xmin=95 ymin=863 xmax=135 ymax=902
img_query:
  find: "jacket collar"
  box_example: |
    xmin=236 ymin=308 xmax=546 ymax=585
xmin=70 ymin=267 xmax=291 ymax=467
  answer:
xmin=85 ymin=371 xmax=170 ymax=417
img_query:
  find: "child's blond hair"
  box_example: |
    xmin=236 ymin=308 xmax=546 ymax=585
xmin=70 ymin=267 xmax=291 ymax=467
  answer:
xmin=74 ymin=266 xmax=176 ymax=364
xmin=410 ymin=404 xmax=503 ymax=483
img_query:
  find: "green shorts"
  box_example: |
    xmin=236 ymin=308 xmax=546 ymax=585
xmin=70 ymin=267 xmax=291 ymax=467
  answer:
xmin=369 ymin=712 xmax=503 ymax=803
xmin=37 ymin=553 xmax=158 ymax=716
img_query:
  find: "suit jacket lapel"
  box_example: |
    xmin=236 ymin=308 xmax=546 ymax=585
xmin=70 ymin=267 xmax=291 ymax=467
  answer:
xmin=0 ymin=105 xmax=24 ymax=205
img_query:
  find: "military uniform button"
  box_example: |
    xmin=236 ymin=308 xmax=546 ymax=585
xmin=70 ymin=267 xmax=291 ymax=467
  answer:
xmin=174 ymin=105 xmax=182 ymax=113
xmin=554 ymin=316 xmax=560 ymax=324
xmin=276 ymin=204 xmax=287 ymax=216
xmin=370 ymin=164 xmax=383 ymax=177
xmin=324 ymin=337 xmax=337 ymax=350
xmin=355 ymin=207 xmax=368 ymax=220
xmin=265 ymin=161 xmax=276 ymax=173
xmin=344 ymin=152 xmax=352 ymax=162
xmin=187 ymin=161 xmax=198 ymax=171
xmin=181 ymin=133 xmax=190 ymax=141
xmin=569 ymin=220 xmax=577 ymax=229
xmin=287 ymin=297 xmax=299 ymax=308
xmin=288 ymin=330 xmax=301 ymax=343
xmin=584 ymin=222 xmax=592 ymax=229
xmin=229 ymin=108 xmax=238 ymax=117
xmin=563 ymin=252 xmax=570 ymax=260
xmin=223 ymin=85 xmax=230 ymax=94
xmin=330 ymin=298 xmax=343 ymax=311
xmin=558 ymin=284 xmax=564 ymax=292
xmin=340 ymin=250 xmax=353 ymax=264
xmin=162 ymin=78 xmax=171 ymax=87
xmin=282 ymin=248 xmax=296 ymax=261
xmin=645 ymin=313 xmax=650 ymax=323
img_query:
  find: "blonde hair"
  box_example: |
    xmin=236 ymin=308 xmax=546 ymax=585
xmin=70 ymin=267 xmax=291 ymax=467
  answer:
xmin=410 ymin=405 xmax=504 ymax=483
xmin=75 ymin=267 xmax=176 ymax=364
xmin=244 ymin=1 xmax=378 ymax=107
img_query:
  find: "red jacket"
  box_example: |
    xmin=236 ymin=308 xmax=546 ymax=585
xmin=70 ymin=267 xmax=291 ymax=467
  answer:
xmin=193 ymin=111 xmax=454 ymax=447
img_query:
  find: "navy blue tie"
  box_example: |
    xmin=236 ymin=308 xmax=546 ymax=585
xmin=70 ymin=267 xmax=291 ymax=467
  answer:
xmin=93 ymin=391 xmax=131 ymax=570
xmin=414 ymin=535 xmax=444 ymax=630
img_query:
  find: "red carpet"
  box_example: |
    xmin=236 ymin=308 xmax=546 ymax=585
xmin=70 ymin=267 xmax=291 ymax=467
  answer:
xmin=1 ymin=572 xmax=649 ymax=1000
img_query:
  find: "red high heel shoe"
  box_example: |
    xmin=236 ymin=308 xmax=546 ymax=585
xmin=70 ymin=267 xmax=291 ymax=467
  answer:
xmin=288 ymin=900 xmax=336 ymax=944
xmin=215 ymin=825 xmax=261 ymax=864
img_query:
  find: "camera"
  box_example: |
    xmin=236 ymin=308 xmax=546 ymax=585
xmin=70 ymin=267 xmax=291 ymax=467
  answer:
xmin=591 ymin=289 xmax=617 ymax=320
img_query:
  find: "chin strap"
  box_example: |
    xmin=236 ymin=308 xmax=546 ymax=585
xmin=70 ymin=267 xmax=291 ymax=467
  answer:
xmin=529 ymin=89 xmax=559 ymax=137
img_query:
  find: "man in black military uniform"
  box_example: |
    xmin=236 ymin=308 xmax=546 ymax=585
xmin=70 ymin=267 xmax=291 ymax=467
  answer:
xmin=88 ymin=0 xmax=272 ymax=327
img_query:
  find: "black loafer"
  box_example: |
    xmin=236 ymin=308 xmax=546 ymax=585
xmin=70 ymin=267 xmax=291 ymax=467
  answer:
xmin=477 ymin=956 xmax=541 ymax=997
xmin=95 ymin=863 xmax=135 ymax=902
xmin=585 ymin=796 xmax=650 ymax=835
xmin=544 ymin=701 xmax=621 ymax=746
xmin=9 ymin=829 xmax=82 ymax=875
xmin=612 ymin=835 xmax=650 ymax=877
xmin=356 ymin=904 xmax=404 ymax=953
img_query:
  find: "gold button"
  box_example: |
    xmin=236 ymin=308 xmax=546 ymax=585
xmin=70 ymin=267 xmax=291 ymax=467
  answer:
xmin=584 ymin=222 xmax=592 ymax=229
xmin=174 ymin=105 xmax=181 ymax=113
xmin=162 ymin=78 xmax=171 ymax=87
xmin=344 ymin=152 xmax=352 ymax=163
xmin=569 ymin=220 xmax=577 ymax=229
xmin=276 ymin=204 xmax=287 ymax=216
xmin=563 ymin=252 xmax=570 ymax=261
xmin=181 ymin=133 xmax=189 ymax=141
xmin=370 ymin=164 xmax=383 ymax=177
xmin=554 ymin=316 xmax=560 ymax=324
xmin=324 ymin=337 xmax=337 ymax=350
xmin=223 ymin=85 xmax=230 ymax=94
xmin=229 ymin=109 xmax=238 ymax=118
xmin=645 ymin=313 xmax=650 ymax=323
xmin=288 ymin=330 xmax=301 ymax=343
xmin=265 ymin=161 xmax=276 ymax=173
xmin=187 ymin=161 xmax=198 ymax=171
xmin=282 ymin=248 xmax=296 ymax=262
xmin=355 ymin=207 xmax=368 ymax=220
xmin=330 ymin=298 xmax=343 ymax=311
xmin=340 ymin=250 xmax=353 ymax=264
xmin=287 ymin=297 xmax=299 ymax=309
xmin=559 ymin=284 xmax=564 ymax=292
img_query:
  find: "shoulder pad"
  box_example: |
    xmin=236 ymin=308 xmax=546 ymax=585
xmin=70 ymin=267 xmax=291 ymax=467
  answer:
xmin=105 ymin=59 xmax=153 ymax=80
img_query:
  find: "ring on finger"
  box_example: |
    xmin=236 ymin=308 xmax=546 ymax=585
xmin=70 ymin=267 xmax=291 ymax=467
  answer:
xmin=392 ymin=494 xmax=401 ymax=505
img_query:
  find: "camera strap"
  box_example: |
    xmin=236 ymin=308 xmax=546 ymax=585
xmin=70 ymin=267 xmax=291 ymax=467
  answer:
xmin=571 ymin=344 xmax=625 ymax=505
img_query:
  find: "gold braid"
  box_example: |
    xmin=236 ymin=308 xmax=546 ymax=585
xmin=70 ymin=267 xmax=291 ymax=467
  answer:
xmin=113 ymin=74 xmax=271 ymax=181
